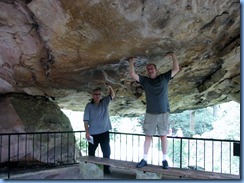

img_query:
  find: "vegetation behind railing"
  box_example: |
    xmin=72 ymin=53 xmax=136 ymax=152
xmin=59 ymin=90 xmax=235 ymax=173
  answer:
xmin=0 ymin=131 xmax=240 ymax=179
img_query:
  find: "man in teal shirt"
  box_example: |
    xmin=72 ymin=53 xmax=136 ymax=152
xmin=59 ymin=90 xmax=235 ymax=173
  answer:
xmin=83 ymin=85 xmax=115 ymax=174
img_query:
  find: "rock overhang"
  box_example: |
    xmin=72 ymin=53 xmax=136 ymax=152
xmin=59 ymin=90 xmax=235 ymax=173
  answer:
xmin=0 ymin=0 xmax=240 ymax=116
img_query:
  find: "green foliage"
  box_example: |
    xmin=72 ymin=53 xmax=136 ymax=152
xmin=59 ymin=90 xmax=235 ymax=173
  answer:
xmin=110 ymin=115 xmax=143 ymax=134
xmin=76 ymin=137 xmax=88 ymax=151
xmin=167 ymin=138 xmax=188 ymax=167
xmin=170 ymin=108 xmax=215 ymax=137
xmin=200 ymin=102 xmax=240 ymax=140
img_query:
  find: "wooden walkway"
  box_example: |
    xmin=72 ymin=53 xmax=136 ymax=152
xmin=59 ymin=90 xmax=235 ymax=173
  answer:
xmin=79 ymin=156 xmax=240 ymax=179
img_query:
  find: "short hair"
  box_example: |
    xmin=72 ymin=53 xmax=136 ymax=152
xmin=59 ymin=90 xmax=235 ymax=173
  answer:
xmin=146 ymin=63 xmax=157 ymax=69
xmin=127 ymin=57 xmax=135 ymax=60
xmin=91 ymin=87 xmax=102 ymax=103
xmin=93 ymin=87 xmax=101 ymax=93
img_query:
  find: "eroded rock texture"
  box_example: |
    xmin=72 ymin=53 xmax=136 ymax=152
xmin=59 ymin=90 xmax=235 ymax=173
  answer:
xmin=0 ymin=0 xmax=240 ymax=116
xmin=0 ymin=94 xmax=79 ymax=164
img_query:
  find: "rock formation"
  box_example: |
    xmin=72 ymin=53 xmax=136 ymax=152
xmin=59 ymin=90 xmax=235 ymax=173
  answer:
xmin=0 ymin=93 xmax=79 ymax=164
xmin=0 ymin=0 xmax=240 ymax=117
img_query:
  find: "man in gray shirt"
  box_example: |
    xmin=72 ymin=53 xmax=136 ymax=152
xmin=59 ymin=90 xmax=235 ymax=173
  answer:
xmin=83 ymin=85 xmax=115 ymax=174
xmin=128 ymin=52 xmax=179 ymax=169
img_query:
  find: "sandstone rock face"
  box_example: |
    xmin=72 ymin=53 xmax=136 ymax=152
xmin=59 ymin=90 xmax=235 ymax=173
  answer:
xmin=0 ymin=94 xmax=79 ymax=164
xmin=0 ymin=0 xmax=240 ymax=116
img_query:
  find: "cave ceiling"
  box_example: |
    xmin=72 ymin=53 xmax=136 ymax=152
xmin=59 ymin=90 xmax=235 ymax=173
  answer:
xmin=0 ymin=0 xmax=240 ymax=116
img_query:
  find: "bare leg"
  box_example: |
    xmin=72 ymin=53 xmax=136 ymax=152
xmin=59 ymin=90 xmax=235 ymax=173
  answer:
xmin=160 ymin=135 xmax=168 ymax=155
xmin=144 ymin=135 xmax=152 ymax=154
xmin=161 ymin=135 xmax=169 ymax=168
xmin=136 ymin=136 xmax=152 ymax=168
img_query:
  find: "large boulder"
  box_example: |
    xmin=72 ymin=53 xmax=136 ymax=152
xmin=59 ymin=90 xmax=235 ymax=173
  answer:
xmin=0 ymin=94 xmax=79 ymax=164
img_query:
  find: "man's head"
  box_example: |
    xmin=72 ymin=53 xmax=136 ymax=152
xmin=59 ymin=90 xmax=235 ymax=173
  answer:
xmin=146 ymin=63 xmax=157 ymax=79
xmin=92 ymin=87 xmax=102 ymax=104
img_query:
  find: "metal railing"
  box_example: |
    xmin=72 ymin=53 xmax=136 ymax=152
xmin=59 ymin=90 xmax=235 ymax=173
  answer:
xmin=0 ymin=131 xmax=240 ymax=178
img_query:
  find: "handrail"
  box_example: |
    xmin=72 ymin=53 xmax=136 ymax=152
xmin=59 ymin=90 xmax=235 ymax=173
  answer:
xmin=0 ymin=131 xmax=239 ymax=142
xmin=0 ymin=131 xmax=240 ymax=179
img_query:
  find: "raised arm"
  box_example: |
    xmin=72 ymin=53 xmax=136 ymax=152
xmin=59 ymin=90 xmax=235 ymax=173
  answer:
xmin=107 ymin=85 xmax=115 ymax=99
xmin=166 ymin=52 xmax=180 ymax=77
xmin=128 ymin=57 xmax=139 ymax=82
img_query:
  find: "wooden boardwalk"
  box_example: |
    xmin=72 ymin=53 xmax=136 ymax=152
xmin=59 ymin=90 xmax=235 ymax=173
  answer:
xmin=79 ymin=156 xmax=240 ymax=179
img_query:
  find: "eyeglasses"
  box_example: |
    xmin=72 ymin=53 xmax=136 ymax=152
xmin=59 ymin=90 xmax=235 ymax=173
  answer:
xmin=93 ymin=93 xmax=101 ymax=96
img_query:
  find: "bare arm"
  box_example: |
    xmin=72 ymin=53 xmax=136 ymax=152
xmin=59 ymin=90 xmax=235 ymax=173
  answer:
xmin=108 ymin=85 xmax=115 ymax=99
xmin=128 ymin=57 xmax=139 ymax=82
xmin=84 ymin=121 xmax=90 ymax=140
xmin=166 ymin=52 xmax=180 ymax=77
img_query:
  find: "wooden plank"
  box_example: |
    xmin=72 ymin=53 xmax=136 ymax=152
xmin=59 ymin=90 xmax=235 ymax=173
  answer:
xmin=78 ymin=156 xmax=240 ymax=179
xmin=79 ymin=156 xmax=162 ymax=173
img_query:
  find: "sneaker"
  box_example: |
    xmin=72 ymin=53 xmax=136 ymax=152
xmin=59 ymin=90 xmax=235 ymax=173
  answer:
xmin=136 ymin=159 xmax=147 ymax=168
xmin=162 ymin=160 xmax=169 ymax=169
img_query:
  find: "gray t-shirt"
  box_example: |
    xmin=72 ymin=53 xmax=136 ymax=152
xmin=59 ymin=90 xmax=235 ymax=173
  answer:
xmin=83 ymin=95 xmax=112 ymax=135
xmin=139 ymin=70 xmax=172 ymax=114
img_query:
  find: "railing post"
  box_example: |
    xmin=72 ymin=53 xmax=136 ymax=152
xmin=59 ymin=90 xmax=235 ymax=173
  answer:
xmin=172 ymin=138 xmax=174 ymax=167
xmin=180 ymin=138 xmax=182 ymax=169
xmin=8 ymin=134 xmax=10 ymax=178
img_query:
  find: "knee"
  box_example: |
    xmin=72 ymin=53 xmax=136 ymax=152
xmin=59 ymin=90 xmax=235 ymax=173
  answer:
xmin=145 ymin=136 xmax=152 ymax=140
xmin=160 ymin=135 xmax=167 ymax=140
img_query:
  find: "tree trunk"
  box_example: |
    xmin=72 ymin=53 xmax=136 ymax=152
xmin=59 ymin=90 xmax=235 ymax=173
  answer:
xmin=190 ymin=110 xmax=196 ymax=132
xmin=213 ymin=105 xmax=218 ymax=117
